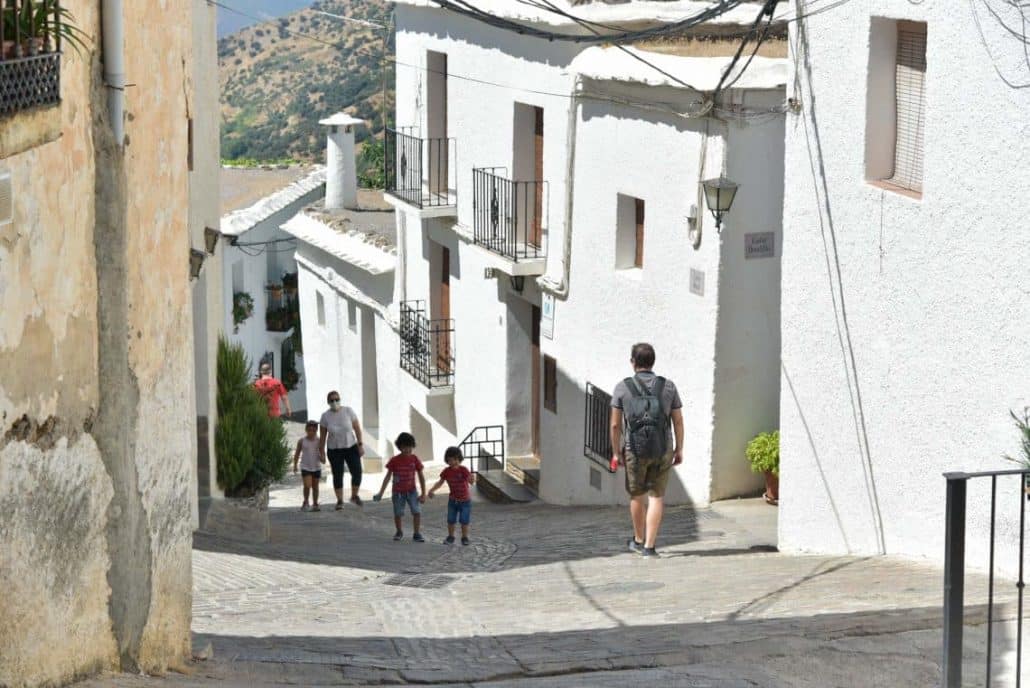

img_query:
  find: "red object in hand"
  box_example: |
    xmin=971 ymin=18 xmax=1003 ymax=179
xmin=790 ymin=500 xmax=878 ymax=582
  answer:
xmin=609 ymin=456 xmax=620 ymax=473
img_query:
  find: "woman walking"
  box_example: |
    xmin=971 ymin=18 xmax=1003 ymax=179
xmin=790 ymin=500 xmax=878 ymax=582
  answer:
xmin=319 ymin=390 xmax=365 ymax=509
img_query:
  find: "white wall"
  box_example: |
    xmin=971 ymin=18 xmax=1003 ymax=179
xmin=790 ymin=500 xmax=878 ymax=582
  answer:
xmin=781 ymin=2 xmax=1030 ymax=571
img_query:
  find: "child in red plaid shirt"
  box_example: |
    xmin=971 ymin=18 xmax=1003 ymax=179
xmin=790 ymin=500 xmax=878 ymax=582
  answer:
xmin=428 ymin=446 xmax=475 ymax=545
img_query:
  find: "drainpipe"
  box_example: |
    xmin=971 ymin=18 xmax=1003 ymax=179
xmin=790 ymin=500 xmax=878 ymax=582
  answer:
xmin=538 ymin=74 xmax=581 ymax=299
xmin=101 ymin=0 xmax=125 ymax=144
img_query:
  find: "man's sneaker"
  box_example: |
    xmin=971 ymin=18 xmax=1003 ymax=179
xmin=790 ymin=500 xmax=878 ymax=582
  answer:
xmin=627 ymin=538 xmax=645 ymax=555
xmin=461 ymin=536 xmax=470 ymax=546
xmin=413 ymin=532 xmax=425 ymax=543
xmin=393 ymin=531 xmax=403 ymax=541
xmin=444 ymin=535 xmax=456 ymax=545
xmin=642 ymin=547 xmax=660 ymax=558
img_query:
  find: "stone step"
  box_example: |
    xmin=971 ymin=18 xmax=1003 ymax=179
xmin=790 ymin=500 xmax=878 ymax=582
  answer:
xmin=475 ymin=469 xmax=537 ymax=504
xmin=505 ymin=455 xmax=540 ymax=494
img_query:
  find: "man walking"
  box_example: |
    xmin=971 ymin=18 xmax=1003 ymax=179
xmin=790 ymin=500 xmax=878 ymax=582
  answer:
xmin=610 ymin=343 xmax=684 ymax=558
xmin=255 ymin=362 xmax=292 ymax=420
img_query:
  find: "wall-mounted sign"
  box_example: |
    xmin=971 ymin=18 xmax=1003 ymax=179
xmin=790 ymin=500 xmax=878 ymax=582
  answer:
xmin=541 ymin=293 xmax=555 ymax=339
xmin=745 ymin=232 xmax=776 ymax=260
xmin=689 ymin=268 xmax=705 ymax=296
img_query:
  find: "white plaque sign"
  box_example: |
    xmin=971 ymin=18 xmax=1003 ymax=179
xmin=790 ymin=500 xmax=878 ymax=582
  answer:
xmin=689 ymin=268 xmax=705 ymax=296
xmin=541 ymin=293 xmax=555 ymax=339
xmin=745 ymin=232 xmax=776 ymax=259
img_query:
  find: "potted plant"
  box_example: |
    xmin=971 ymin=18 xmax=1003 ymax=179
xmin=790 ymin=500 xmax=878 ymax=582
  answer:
xmin=2 ymin=1 xmax=89 ymax=58
xmin=1003 ymin=407 xmax=1030 ymax=496
xmin=746 ymin=430 xmax=779 ymax=506
xmin=282 ymin=271 xmax=298 ymax=297
xmin=232 ymin=291 xmax=254 ymax=333
xmin=266 ymin=282 xmax=283 ymax=303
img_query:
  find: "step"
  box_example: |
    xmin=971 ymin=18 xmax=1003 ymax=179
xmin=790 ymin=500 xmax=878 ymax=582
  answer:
xmin=476 ymin=469 xmax=537 ymax=504
xmin=505 ymin=455 xmax=540 ymax=494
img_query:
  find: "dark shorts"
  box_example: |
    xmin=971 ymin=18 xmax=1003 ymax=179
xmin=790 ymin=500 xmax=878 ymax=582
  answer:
xmin=327 ymin=446 xmax=362 ymax=489
xmin=301 ymin=469 xmax=321 ymax=480
xmin=624 ymin=448 xmax=674 ymax=497
xmin=447 ymin=499 xmax=471 ymax=525
xmin=392 ymin=490 xmax=422 ymax=517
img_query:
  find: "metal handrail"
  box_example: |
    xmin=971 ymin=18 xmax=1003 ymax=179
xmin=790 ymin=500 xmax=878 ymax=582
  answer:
xmin=458 ymin=425 xmax=505 ymax=473
xmin=942 ymin=468 xmax=1030 ymax=687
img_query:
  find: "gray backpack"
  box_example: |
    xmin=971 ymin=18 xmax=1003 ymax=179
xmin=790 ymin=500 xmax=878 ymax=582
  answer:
xmin=623 ymin=375 xmax=669 ymax=460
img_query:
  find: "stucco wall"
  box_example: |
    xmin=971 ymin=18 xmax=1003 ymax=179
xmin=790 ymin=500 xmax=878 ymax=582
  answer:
xmin=0 ymin=0 xmax=200 ymax=683
xmin=780 ymin=2 xmax=1030 ymax=571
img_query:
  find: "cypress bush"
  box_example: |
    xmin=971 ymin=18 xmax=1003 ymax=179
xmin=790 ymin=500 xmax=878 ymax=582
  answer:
xmin=215 ymin=337 xmax=290 ymax=497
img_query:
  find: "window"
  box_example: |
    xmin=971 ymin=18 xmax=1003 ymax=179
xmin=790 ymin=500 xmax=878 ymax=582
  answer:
xmin=0 ymin=1 xmax=62 ymax=119
xmin=543 ymin=354 xmax=557 ymax=413
xmin=615 ymin=194 xmax=644 ymax=269
xmin=347 ymin=300 xmax=357 ymax=332
xmin=316 ymin=291 xmax=326 ymax=326
xmin=865 ymin=19 xmax=927 ymax=197
xmin=231 ymin=260 xmax=244 ymax=293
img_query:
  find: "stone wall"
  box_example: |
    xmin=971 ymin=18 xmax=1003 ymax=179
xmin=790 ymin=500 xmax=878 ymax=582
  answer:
xmin=0 ymin=0 xmax=200 ymax=684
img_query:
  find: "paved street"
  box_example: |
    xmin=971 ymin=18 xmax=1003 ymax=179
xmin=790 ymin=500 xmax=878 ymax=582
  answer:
xmin=78 ymin=464 xmax=1022 ymax=687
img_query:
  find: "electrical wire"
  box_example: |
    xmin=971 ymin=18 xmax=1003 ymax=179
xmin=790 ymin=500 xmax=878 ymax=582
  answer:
xmin=712 ymin=0 xmax=779 ymax=98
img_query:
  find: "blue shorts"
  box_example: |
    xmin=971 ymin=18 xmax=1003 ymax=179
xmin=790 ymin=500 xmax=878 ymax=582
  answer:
xmin=392 ymin=490 xmax=421 ymax=517
xmin=447 ymin=499 xmax=471 ymax=525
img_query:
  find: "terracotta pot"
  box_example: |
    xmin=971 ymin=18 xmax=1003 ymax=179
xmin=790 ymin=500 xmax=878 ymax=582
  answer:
xmin=764 ymin=471 xmax=779 ymax=506
xmin=2 ymin=37 xmax=43 ymax=59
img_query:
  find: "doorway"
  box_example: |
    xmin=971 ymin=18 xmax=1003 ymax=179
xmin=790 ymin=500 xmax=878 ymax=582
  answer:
xmin=426 ymin=50 xmax=448 ymax=198
xmin=513 ymin=103 xmax=544 ymax=250
xmin=435 ymin=245 xmax=451 ymax=374
xmin=531 ymin=304 xmax=541 ymax=458
xmin=360 ymin=307 xmax=380 ymax=431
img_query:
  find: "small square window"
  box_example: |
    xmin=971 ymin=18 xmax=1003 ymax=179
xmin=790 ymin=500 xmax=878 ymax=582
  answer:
xmin=543 ymin=355 xmax=557 ymax=413
xmin=316 ymin=291 xmax=326 ymax=327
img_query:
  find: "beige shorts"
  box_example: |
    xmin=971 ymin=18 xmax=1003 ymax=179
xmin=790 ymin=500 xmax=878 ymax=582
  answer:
xmin=624 ymin=448 xmax=674 ymax=498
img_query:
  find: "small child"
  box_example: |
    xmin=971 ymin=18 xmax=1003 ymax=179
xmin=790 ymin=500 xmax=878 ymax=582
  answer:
xmin=293 ymin=420 xmax=326 ymax=512
xmin=375 ymin=432 xmax=427 ymax=542
xmin=428 ymin=446 xmax=475 ymax=545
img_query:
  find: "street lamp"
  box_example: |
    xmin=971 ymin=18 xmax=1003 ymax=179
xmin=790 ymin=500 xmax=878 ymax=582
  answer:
xmin=204 ymin=226 xmax=220 ymax=255
xmin=701 ymin=177 xmax=739 ymax=232
xmin=509 ymin=275 xmax=525 ymax=293
xmin=189 ymin=249 xmax=206 ymax=281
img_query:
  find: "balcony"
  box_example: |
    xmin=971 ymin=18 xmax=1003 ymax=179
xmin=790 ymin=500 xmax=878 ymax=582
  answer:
xmin=1 ymin=2 xmax=65 ymax=118
xmin=265 ymin=283 xmax=299 ymax=333
xmin=384 ymin=127 xmax=456 ymax=214
xmin=472 ymin=167 xmax=548 ymax=275
xmin=399 ymin=300 xmax=454 ymax=389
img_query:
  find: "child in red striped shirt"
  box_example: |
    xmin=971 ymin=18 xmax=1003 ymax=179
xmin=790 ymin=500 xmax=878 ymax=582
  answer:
xmin=428 ymin=446 xmax=475 ymax=545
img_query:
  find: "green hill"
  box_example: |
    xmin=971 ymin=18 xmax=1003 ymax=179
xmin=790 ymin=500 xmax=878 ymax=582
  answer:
xmin=219 ymin=0 xmax=394 ymax=163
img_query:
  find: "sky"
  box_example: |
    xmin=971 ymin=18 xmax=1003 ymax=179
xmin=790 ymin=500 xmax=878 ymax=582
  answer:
xmin=217 ymin=0 xmax=316 ymax=38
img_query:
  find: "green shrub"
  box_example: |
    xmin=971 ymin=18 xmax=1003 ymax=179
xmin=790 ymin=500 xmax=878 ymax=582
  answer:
xmin=215 ymin=337 xmax=290 ymax=497
xmin=357 ymin=139 xmax=385 ymax=189
xmin=746 ymin=431 xmax=779 ymax=477
xmin=1004 ymin=407 xmax=1030 ymax=468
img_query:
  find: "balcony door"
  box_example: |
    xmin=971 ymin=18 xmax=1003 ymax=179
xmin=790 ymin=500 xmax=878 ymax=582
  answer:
xmin=513 ymin=103 xmax=544 ymax=251
xmin=531 ymin=304 xmax=541 ymax=458
xmin=426 ymin=50 xmax=448 ymax=199
xmin=532 ymin=108 xmax=543 ymax=248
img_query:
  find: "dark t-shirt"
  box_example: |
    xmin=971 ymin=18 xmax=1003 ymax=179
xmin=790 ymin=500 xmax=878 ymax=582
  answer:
xmin=611 ymin=371 xmax=682 ymax=450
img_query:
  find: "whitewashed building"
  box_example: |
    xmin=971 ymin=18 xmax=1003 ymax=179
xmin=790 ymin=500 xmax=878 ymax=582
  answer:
xmin=219 ymin=167 xmax=327 ymax=416
xmin=780 ymin=1 xmax=1030 ymax=569
xmin=296 ymin=1 xmax=791 ymax=506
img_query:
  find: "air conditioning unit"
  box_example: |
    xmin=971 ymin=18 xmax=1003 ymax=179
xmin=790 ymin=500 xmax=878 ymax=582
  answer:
xmin=0 ymin=172 xmax=11 ymax=227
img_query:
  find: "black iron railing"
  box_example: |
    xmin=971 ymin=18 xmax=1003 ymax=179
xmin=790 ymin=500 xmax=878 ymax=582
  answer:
xmin=399 ymin=300 xmax=454 ymax=388
xmin=472 ymin=167 xmax=547 ymax=262
xmin=584 ymin=383 xmax=616 ymax=472
xmin=943 ymin=468 xmax=1030 ymax=687
xmin=265 ymin=287 xmax=298 ymax=333
xmin=459 ymin=425 xmax=504 ymax=473
xmin=1 ymin=2 xmax=63 ymax=117
xmin=384 ymin=127 xmax=455 ymax=209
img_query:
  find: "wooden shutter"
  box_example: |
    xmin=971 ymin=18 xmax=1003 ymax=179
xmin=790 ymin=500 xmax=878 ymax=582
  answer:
xmin=543 ymin=355 xmax=557 ymax=413
xmin=889 ymin=22 xmax=927 ymax=193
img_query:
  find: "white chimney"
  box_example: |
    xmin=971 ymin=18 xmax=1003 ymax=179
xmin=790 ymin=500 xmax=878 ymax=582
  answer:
xmin=319 ymin=113 xmax=364 ymax=210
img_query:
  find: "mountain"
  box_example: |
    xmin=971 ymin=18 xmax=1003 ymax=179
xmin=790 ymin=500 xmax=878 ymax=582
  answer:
xmin=217 ymin=1 xmax=316 ymax=39
xmin=219 ymin=0 xmax=394 ymax=163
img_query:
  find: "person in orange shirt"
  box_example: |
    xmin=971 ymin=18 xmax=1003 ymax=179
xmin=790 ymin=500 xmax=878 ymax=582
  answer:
xmin=254 ymin=363 xmax=292 ymax=419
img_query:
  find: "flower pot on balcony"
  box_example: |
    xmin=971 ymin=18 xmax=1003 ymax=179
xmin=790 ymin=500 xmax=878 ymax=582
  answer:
xmin=267 ymin=284 xmax=283 ymax=301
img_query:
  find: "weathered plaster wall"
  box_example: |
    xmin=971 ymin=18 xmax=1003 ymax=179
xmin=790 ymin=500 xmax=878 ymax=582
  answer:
xmin=780 ymin=2 xmax=1030 ymax=573
xmin=1 ymin=0 xmax=198 ymax=683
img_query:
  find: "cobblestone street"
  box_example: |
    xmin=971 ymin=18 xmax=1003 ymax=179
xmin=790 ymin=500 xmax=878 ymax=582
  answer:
xmin=77 ymin=467 xmax=1018 ymax=687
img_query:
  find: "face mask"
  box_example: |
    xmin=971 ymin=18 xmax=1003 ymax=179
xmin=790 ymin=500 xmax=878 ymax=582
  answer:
xmin=330 ymin=401 xmax=341 ymax=409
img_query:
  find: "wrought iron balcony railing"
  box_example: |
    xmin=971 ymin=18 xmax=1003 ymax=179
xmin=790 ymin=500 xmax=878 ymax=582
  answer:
xmin=399 ymin=300 xmax=454 ymax=388
xmin=1 ymin=1 xmax=64 ymax=117
xmin=584 ymin=383 xmax=615 ymax=472
xmin=384 ymin=127 xmax=456 ymax=209
xmin=265 ymin=287 xmax=298 ymax=333
xmin=472 ymin=167 xmax=547 ymax=262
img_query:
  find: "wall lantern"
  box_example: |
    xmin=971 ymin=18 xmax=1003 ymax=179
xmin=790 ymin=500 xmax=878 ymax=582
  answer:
xmin=701 ymin=177 xmax=739 ymax=233
xmin=509 ymin=275 xmax=525 ymax=293
xmin=189 ymin=249 xmax=206 ymax=281
xmin=204 ymin=226 xmax=220 ymax=255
